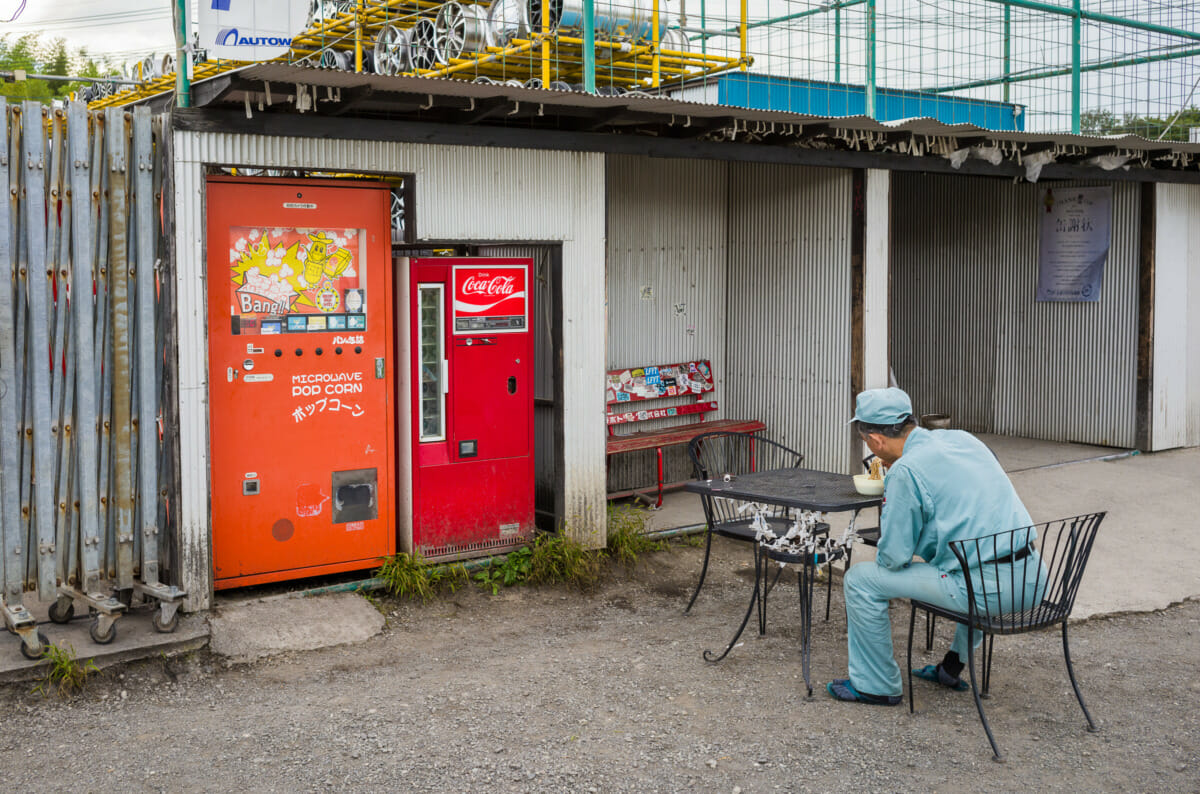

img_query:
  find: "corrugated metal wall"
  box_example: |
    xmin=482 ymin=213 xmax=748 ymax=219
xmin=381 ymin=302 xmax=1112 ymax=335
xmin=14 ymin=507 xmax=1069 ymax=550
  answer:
xmin=605 ymin=157 xmax=854 ymax=480
xmin=477 ymin=244 xmax=559 ymax=520
xmin=1154 ymin=183 xmax=1200 ymax=449
xmin=173 ymin=133 xmax=606 ymax=608
xmin=1184 ymin=187 xmax=1200 ymax=447
xmin=727 ymin=164 xmax=854 ymax=474
xmin=891 ymin=173 xmax=1139 ymax=448
xmin=605 ymin=155 xmax=730 ymax=489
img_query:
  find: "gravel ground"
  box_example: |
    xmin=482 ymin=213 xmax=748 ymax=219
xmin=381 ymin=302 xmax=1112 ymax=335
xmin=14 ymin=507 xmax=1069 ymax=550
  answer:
xmin=1 ymin=535 xmax=1197 ymax=793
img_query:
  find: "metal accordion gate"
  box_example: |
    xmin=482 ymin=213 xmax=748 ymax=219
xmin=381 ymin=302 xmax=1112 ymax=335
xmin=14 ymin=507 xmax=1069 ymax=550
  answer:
xmin=0 ymin=100 xmax=183 ymax=659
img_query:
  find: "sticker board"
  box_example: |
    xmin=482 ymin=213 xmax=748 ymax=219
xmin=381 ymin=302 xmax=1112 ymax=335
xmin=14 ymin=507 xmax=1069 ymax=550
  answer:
xmin=605 ymin=360 xmax=714 ymax=406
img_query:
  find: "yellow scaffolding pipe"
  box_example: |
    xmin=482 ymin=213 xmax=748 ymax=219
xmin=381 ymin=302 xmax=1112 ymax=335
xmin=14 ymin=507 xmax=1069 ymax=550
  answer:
xmin=739 ymin=0 xmax=748 ymax=70
xmin=420 ymin=38 xmax=541 ymax=78
xmin=652 ymin=0 xmax=661 ymax=88
xmin=355 ymin=0 xmax=364 ymax=72
xmin=90 ymin=0 xmax=746 ymax=110
xmin=541 ymin=0 xmax=551 ymax=86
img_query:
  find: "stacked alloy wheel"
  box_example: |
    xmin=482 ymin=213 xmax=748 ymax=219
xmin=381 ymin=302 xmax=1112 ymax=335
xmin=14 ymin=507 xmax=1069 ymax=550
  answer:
xmin=487 ymin=0 xmax=530 ymax=46
xmin=373 ymin=25 xmax=413 ymax=75
xmin=436 ymin=2 xmax=493 ymax=62
xmin=408 ymin=18 xmax=441 ymax=69
xmin=319 ymin=48 xmax=355 ymax=69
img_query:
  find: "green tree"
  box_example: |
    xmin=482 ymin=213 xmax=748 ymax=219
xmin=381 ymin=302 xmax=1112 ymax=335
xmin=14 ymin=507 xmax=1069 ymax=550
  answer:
xmin=1 ymin=33 xmax=116 ymax=102
xmin=1082 ymin=105 xmax=1200 ymax=142
xmin=1080 ymin=109 xmax=1118 ymax=136
xmin=0 ymin=33 xmax=54 ymax=101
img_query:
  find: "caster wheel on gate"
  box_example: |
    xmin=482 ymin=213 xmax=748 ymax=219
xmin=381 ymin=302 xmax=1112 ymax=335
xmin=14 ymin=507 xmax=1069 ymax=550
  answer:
xmin=48 ymin=600 xmax=75 ymax=624
xmin=89 ymin=617 xmax=116 ymax=645
xmin=152 ymin=610 xmax=179 ymax=633
xmin=19 ymin=631 xmax=51 ymax=660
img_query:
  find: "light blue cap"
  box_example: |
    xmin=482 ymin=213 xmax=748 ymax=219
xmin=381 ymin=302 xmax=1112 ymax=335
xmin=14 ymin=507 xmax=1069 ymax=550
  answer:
xmin=850 ymin=387 xmax=914 ymax=426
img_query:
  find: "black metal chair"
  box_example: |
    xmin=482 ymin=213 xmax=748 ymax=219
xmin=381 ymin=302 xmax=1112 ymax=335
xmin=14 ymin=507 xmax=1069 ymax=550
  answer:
xmin=906 ymin=512 xmax=1106 ymax=761
xmin=685 ymin=431 xmax=832 ymax=623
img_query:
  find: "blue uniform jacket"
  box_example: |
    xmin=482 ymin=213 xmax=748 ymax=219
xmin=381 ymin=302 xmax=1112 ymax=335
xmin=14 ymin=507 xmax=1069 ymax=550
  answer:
xmin=876 ymin=428 xmax=1033 ymax=574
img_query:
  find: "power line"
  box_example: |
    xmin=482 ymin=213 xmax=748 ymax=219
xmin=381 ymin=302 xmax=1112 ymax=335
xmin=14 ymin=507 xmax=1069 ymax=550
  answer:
xmin=1 ymin=0 xmax=26 ymax=24
xmin=1 ymin=8 xmax=171 ymax=32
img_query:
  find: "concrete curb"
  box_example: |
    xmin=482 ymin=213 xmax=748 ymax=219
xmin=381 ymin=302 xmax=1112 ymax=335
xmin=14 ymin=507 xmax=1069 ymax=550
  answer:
xmin=0 ymin=612 xmax=210 ymax=685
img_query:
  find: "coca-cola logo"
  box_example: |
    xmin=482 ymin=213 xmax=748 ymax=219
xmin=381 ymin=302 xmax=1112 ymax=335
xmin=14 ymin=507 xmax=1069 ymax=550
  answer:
xmin=460 ymin=275 xmax=517 ymax=297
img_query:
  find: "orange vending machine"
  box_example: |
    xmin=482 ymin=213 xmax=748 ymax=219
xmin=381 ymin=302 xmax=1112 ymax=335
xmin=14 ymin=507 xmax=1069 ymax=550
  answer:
xmin=206 ymin=178 xmax=395 ymax=589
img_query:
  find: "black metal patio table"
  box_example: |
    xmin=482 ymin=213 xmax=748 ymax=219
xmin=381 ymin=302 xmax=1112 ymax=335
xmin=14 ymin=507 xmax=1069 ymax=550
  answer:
xmin=684 ymin=467 xmax=882 ymax=696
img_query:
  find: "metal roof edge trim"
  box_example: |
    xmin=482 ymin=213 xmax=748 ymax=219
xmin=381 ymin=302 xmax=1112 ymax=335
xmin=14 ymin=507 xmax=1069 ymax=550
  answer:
xmin=171 ymin=108 xmax=1200 ymax=185
xmin=225 ymin=64 xmax=1200 ymax=153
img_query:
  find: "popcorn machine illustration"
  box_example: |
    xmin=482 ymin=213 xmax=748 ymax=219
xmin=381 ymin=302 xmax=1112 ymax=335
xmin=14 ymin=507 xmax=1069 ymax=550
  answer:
xmin=206 ymin=178 xmax=395 ymax=589
xmin=407 ymin=257 xmax=535 ymax=559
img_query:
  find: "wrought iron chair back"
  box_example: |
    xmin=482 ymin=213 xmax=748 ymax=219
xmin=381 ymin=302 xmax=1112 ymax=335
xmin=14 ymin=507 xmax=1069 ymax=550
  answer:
xmin=688 ymin=431 xmax=805 ymax=530
xmin=907 ymin=511 xmax=1106 ymax=760
xmin=950 ymin=512 xmax=1103 ymax=636
xmin=683 ymin=431 xmax=813 ymax=616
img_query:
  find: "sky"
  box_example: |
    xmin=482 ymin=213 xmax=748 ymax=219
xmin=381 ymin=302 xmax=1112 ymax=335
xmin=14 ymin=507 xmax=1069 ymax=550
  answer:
xmin=0 ymin=0 xmax=183 ymax=66
xmin=0 ymin=0 xmax=1193 ymax=131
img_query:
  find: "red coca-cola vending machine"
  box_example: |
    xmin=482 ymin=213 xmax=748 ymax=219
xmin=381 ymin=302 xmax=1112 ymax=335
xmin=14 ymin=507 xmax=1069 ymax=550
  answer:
xmin=406 ymin=257 xmax=535 ymax=559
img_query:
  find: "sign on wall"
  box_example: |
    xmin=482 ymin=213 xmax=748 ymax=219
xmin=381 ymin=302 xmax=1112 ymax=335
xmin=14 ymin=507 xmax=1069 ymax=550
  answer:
xmin=1036 ymin=186 xmax=1113 ymax=302
xmin=198 ymin=0 xmax=311 ymax=61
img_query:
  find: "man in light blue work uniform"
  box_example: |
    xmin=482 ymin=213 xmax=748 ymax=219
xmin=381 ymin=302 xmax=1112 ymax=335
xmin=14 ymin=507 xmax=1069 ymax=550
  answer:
xmin=827 ymin=387 xmax=1041 ymax=705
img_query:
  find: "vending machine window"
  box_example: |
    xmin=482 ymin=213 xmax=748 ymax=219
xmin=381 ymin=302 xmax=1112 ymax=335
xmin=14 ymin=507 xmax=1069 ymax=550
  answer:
xmin=418 ymin=284 xmax=446 ymax=442
xmin=228 ymin=226 xmax=367 ymax=334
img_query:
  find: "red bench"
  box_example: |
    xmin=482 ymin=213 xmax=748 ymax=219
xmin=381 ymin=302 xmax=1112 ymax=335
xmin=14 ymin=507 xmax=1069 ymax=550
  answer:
xmin=605 ymin=360 xmax=766 ymax=507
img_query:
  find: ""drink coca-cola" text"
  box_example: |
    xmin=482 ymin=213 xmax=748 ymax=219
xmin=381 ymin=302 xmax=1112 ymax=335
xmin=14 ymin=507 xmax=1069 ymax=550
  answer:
xmin=461 ymin=275 xmax=517 ymax=296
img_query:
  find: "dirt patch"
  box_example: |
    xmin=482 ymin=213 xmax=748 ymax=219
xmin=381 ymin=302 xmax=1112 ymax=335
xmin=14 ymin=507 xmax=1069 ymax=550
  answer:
xmin=1 ymin=535 xmax=1196 ymax=792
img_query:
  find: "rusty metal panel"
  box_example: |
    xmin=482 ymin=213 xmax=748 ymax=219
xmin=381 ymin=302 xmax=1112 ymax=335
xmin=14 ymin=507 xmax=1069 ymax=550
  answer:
xmin=0 ymin=103 xmax=182 ymax=643
xmin=727 ymin=163 xmax=854 ymax=474
xmin=21 ymin=103 xmax=58 ymax=600
xmin=105 ymin=107 xmax=136 ymax=590
xmin=891 ymin=173 xmax=1139 ymax=448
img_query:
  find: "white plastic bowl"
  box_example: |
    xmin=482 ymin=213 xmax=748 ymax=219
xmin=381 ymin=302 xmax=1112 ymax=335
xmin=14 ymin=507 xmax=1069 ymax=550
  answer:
xmin=853 ymin=473 xmax=885 ymax=496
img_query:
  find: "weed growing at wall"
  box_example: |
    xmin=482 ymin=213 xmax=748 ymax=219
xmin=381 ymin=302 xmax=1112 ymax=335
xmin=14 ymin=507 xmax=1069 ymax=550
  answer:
xmin=527 ymin=532 xmax=603 ymax=590
xmin=377 ymin=504 xmax=677 ymax=599
xmin=32 ymin=643 xmax=99 ymax=698
xmin=377 ymin=551 xmax=467 ymax=602
xmin=606 ymin=504 xmax=664 ymax=568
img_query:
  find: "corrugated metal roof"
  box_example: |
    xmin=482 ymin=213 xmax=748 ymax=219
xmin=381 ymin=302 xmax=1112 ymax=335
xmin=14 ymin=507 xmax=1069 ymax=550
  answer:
xmin=163 ymin=63 xmax=1200 ymax=174
xmin=226 ymin=64 xmax=1200 ymax=148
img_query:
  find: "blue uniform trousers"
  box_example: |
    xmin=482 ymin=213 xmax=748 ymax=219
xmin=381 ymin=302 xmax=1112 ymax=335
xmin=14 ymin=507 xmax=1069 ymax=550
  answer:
xmin=843 ymin=555 xmax=1044 ymax=697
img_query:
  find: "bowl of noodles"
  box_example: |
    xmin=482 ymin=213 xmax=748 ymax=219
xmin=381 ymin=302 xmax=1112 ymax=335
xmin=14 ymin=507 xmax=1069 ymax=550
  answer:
xmin=852 ymin=474 xmax=885 ymax=496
